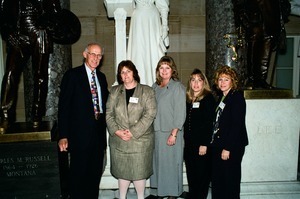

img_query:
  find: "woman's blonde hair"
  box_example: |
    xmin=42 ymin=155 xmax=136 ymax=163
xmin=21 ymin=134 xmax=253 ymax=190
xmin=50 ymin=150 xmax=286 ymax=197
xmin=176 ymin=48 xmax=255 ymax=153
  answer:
xmin=214 ymin=65 xmax=239 ymax=90
xmin=155 ymin=56 xmax=179 ymax=85
xmin=186 ymin=68 xmax=211 ymax=103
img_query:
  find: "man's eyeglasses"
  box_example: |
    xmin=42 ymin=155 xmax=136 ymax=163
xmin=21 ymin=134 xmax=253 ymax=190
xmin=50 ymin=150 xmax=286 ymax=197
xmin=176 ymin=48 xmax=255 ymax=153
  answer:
xmin=87 ymin=52 xmax=102 ymax=59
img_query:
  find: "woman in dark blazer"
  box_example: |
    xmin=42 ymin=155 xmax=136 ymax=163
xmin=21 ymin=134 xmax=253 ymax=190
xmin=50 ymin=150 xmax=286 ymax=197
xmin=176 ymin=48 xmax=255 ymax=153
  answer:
xmin=106 ymin=60 xmax=157 ymax=199
xmin=184 ymin=69 xmax=215 ymax=199
xmin=210 ymin=65 xmax=248 ymax=199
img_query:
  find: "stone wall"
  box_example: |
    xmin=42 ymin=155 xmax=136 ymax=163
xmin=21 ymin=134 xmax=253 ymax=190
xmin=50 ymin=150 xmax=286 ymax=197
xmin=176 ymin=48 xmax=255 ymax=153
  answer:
xmin=1 ymin=0 xmax=300 ymax=121
xmin=70 ymin=0 xmax=300 ymax=89
xmin=70 ymin=0 xmax=206 ymax=88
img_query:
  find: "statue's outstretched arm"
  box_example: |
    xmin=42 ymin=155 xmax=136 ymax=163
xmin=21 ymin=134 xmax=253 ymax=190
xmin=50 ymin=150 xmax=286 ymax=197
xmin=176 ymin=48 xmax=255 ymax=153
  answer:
xmin=155 ymin=0 xmax=169 ymax=48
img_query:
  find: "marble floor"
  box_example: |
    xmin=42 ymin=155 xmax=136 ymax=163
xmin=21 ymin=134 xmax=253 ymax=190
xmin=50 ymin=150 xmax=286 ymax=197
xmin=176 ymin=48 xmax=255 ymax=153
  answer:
xmin=98 ymin=181 xmax=300 ymax=199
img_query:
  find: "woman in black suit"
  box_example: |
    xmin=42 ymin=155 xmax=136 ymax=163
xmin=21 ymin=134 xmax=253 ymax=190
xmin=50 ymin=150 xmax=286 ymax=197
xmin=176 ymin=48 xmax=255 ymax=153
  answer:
xmin=210 ymin=65 xmax=248 ymax=199
xmin=184 ymin=69 xmax=215 ymax=199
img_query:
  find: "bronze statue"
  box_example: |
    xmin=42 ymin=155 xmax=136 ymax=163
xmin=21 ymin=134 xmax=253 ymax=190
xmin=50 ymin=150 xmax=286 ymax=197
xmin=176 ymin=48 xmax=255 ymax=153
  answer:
xmin=0 ymin=0 xmax=81 ymax=133
xmin=233 ymin=0 xmax=291 ymax=89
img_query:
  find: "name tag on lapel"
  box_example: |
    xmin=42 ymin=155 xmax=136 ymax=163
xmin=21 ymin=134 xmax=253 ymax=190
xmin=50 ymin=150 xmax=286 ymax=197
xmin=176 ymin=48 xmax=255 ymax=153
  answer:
xmin=129 ymin=97 xmax=139 ymax=103
xmin=219 ymin=101 xmax=225 ymax=110
xmin=192 ymin=102 xmax=200 ymax=108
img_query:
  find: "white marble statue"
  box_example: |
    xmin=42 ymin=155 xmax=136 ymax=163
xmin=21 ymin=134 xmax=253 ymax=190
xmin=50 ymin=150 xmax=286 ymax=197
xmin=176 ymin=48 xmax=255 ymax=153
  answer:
xmin=291 ymin=0 xmax=300 ymax=16
xmin=127 ymin=0 xmax=169 ymax=86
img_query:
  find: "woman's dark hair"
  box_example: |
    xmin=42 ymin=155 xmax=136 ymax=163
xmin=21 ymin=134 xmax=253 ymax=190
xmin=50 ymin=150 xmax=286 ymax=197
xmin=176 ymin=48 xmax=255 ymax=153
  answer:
xmin=117 ymin=60 xmax=140 ymax=84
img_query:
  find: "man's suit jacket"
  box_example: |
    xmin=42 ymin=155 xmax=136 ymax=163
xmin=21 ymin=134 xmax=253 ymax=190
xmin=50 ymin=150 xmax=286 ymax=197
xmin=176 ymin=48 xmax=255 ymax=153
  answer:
xmin=58 ymin=64 xmax=109 ymax=151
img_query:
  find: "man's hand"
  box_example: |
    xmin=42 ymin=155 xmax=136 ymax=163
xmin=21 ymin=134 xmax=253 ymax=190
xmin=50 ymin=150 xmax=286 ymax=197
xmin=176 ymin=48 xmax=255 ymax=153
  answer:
xmin=58 ymin=138 xmax=68 ymax=152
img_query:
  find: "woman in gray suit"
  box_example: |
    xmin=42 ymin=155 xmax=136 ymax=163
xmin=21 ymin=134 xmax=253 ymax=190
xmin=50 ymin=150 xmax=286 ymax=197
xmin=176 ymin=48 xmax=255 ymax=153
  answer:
xmin=106 ymin=60 xmax=157 ymax=199
xmin=150 ymin=56 xmax=186 ymax=199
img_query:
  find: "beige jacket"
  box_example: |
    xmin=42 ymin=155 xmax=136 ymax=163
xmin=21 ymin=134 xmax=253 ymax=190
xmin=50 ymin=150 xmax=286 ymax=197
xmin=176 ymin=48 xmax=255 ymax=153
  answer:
xmin=106 ymin=83 xmax=157 ymax=153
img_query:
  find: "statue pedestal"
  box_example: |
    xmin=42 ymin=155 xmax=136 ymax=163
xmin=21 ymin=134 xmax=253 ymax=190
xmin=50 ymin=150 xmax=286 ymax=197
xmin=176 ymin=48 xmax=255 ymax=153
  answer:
xmin=242 ymin=98 xmax=300 ymax=182
xmin=244 ymin=89 xmax=294 ymax=99
xmin=104 ymin=0 xmax=133 ymax=18
xmin=103 ymin=0 xmax=134 ymax=85
xmin=0 ymin=123 xmax=60 ymax=199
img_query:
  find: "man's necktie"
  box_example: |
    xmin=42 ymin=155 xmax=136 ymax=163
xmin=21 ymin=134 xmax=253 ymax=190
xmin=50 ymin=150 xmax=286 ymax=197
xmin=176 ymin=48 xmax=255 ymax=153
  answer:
xmin=91 ymin=71 xmax=100 ymax=120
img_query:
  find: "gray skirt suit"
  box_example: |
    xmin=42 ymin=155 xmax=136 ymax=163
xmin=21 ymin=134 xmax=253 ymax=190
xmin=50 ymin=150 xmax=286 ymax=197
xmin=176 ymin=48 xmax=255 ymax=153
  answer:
xmin=150 ymin=79 xmax=186 ymax=197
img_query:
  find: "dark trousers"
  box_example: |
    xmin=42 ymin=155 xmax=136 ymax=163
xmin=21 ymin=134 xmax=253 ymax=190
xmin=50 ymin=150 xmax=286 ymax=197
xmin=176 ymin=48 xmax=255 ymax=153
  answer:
xmin=184 ymin=147 xmax=211 ymax=199
xmin=69 ymin=148 xmax=104 ymax=199
xmin=211 ymin=147 xmax=245 ymax=199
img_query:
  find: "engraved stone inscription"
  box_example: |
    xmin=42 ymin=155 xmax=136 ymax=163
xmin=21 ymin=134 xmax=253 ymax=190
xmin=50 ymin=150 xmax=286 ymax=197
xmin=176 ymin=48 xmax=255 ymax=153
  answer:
xmin=257 ymin=125 xmax=282 ymax=135
xmin=0 ymin=141 xmax=60 ymax=199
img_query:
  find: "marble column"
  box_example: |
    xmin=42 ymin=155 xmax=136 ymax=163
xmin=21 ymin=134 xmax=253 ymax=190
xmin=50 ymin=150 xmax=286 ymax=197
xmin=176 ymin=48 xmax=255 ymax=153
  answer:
xmin=113 ymin=8 xmax=127 ymax=85
xmin=206 ymin=0 xmax=247 ymax=86
xmin=23 ymin=0 xmax=72 ymax=123
xmin=104 ymin=0 xmax=133 ymax=86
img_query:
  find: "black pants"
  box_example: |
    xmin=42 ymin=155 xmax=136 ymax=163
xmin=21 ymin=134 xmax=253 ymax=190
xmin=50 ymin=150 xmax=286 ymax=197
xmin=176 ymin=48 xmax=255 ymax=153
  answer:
xmin=184 ymin=147 xmax=211 ymax=199
xmin=69 ymin=148 xmax=104 ymax=199
xmin=211 ymin=147 xmax=245 ymax=199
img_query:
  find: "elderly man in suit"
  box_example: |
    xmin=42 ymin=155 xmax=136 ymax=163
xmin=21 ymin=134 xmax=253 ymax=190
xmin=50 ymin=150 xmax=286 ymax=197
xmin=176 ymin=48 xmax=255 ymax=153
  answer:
xmin=58 ymin=43 xmax=109 ymax=199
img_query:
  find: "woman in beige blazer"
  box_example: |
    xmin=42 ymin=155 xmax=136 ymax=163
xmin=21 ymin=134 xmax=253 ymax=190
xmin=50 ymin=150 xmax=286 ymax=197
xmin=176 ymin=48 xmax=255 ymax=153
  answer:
xmin=106 ymin=60 xmax=157 ymax=199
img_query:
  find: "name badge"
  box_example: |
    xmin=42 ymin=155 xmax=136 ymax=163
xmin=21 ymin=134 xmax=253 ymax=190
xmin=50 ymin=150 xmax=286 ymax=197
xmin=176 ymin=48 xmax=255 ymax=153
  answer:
xmin=129 ymin=97 xmax=139 ymax=103
xmin=219 ymin=101 xmax=225 ymax=110
xmin=192 ymin=102 xmax=200 ymax=108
